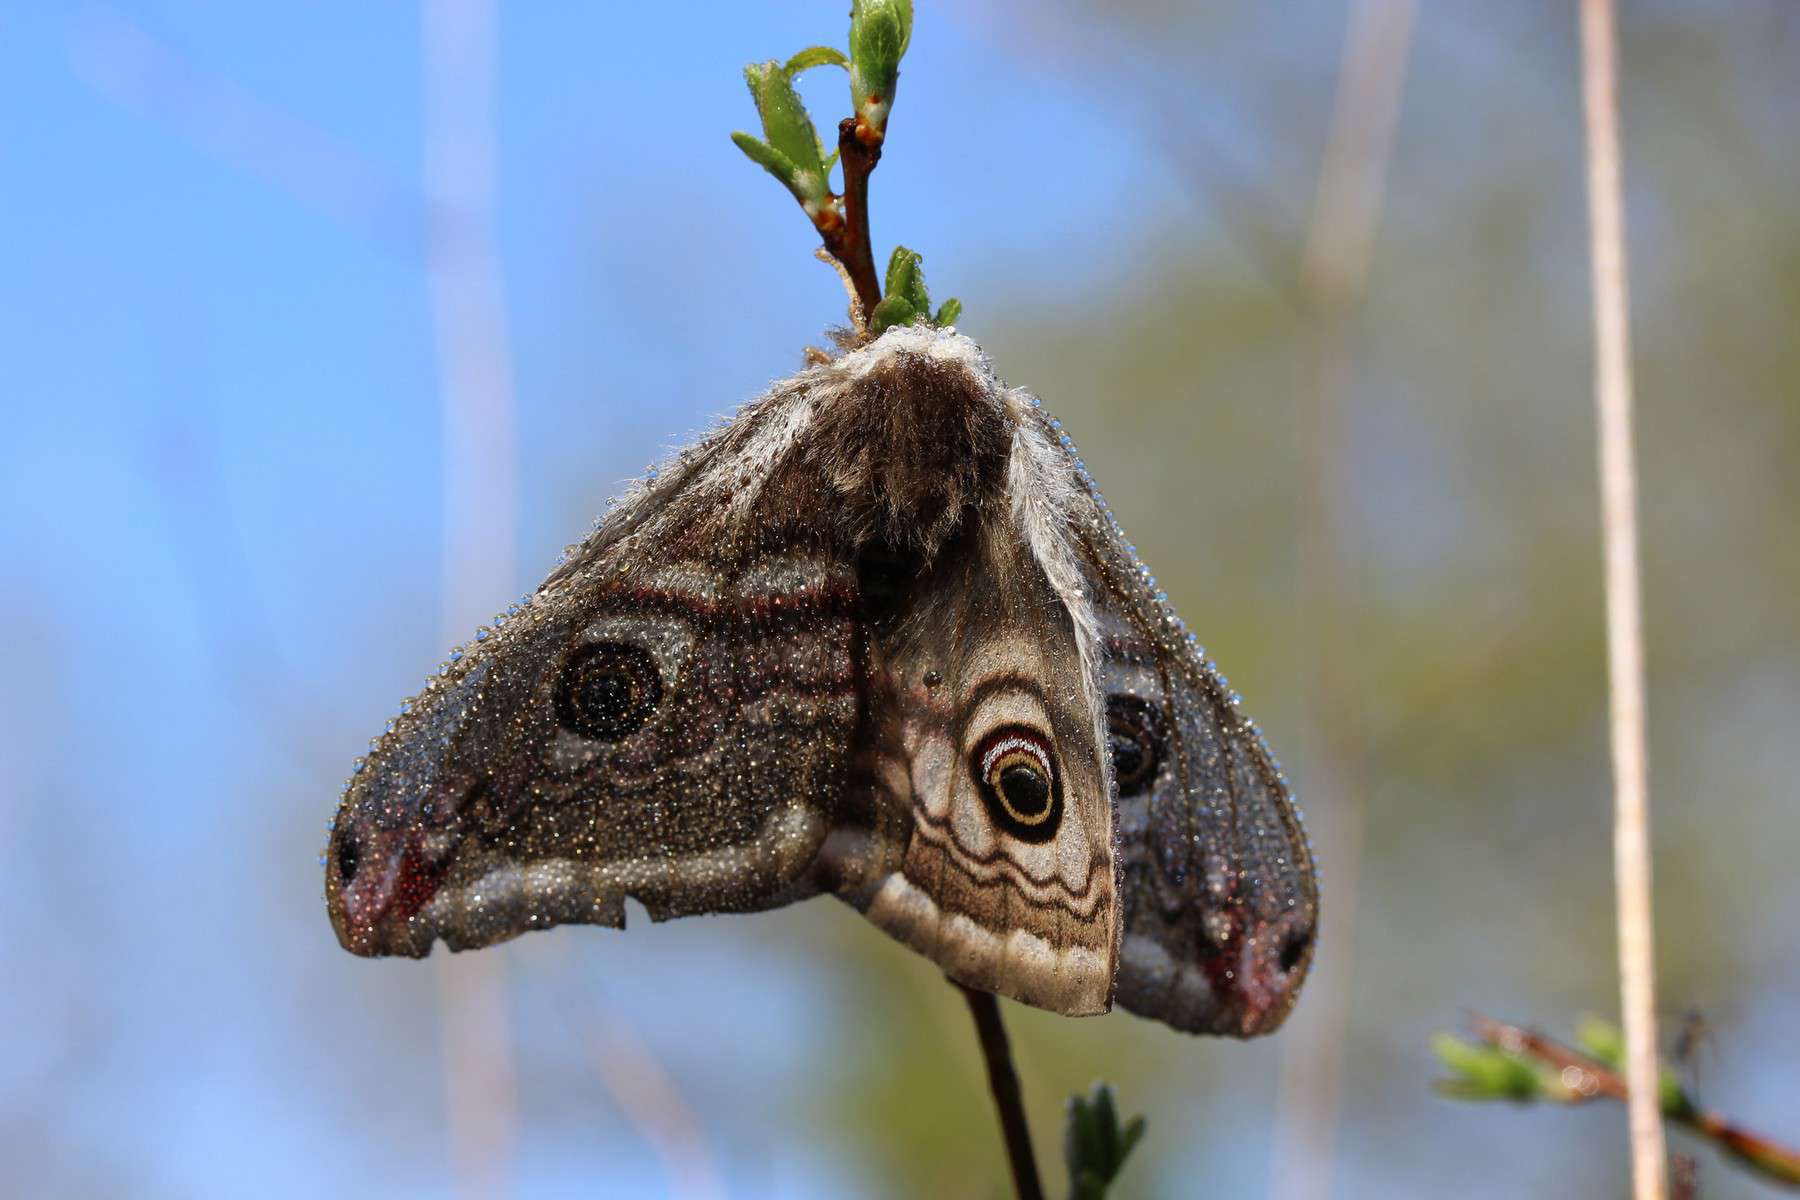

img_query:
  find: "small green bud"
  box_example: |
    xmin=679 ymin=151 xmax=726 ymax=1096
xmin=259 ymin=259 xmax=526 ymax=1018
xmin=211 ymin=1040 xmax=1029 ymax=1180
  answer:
xmin=884 ymin=246 xmax=926 ymax=310
xmin=849 ymin=0 xmax=913 ymax=140
xmin=932 ymin=297 xmax=962 ymax=328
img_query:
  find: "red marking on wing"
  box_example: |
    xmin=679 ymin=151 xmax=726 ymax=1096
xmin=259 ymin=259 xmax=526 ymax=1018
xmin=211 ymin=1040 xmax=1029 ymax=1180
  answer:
xmin=385 ymin=842 xmax=446 ymax=924
xmin=336 ymin=829 xmax=447 ymax=954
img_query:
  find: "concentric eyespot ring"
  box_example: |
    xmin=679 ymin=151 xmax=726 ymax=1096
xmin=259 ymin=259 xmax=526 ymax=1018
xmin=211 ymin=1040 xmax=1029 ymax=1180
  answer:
xmin=555 ymin=641 xmax=662 ymax=741
xmin=1106 ymin=694 xmax=1167 ymax=797
xmin=971 ymin=725 xmax=1062 ymax=842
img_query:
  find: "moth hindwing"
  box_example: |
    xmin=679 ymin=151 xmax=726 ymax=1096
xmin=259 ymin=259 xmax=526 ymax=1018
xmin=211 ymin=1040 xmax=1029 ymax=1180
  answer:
xmin=325 ymin=324 xmax=1315 ymax=1034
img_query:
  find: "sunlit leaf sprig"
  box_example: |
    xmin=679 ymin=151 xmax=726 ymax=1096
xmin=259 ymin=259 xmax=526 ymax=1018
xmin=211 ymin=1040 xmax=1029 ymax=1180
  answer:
xmin=1434 ymin=1013 xmax=1800 ymax=1188
xmin=873 ymin=246 xmax=960 ymax=336
xmin=729 ymin=0 xmax=959 ymax=336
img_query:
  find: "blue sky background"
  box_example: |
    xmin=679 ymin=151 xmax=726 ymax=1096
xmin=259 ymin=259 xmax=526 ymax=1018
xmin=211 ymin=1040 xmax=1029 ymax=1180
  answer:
xmin=4 ymin=2 xmax=1799 ymax=1197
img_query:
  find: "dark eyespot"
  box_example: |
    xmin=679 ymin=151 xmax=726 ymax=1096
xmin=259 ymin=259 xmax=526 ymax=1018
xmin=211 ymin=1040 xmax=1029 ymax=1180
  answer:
xmin=555 ymin=642 xmax=662 ymax=741
xmin=1106 ymin=694 xmax=1167 ymax=797
xmin=335 ymin=829 xmax=360 ymax=884
xmin=971 ymin=726 xmax=1062 ymax=843
xmin=1280 ymin=928 xmax=1313 ymax=974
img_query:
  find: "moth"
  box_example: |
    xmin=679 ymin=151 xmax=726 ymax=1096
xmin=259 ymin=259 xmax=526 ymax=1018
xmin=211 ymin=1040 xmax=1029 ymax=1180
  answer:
xmin=326 ymin=325 xmax=1317 ymax=1037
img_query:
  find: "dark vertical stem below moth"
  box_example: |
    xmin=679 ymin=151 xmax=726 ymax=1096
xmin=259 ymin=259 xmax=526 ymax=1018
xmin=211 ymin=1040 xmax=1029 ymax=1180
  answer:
xmin=956 ymin=982 xmax=1044 ymax=1200
xmin=823 ymin=117 xmax=884 ymax=318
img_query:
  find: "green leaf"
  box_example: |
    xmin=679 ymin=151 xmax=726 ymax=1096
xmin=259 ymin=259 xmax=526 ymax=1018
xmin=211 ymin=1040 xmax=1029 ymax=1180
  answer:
xmin=883 ymin=248 xmax=960 ymax=330
xmin=1574 ymin=1015 xmax=1625 ymax=1069
xmin=1092 ymin=1085 xmax=1119 ymax=1171
xmin=1063 ymin=1092 xmax=1101 ymax=1184
xmin=884 ymin=245 xmax=922 ymax=303
xmin=884 ymin=245 xmax=938 ymax=321
xmin=1431 ymin=1034 xmax=1545 ymax=1102
xmin=730 ymin=132 xmax=798 ymax=183
xmin=1062 ymin=1083 xmax=1147 ymax=1199
xmin=1118 ymin=1114 xmax=1147 ymax=1164
xmin=849 ymin=0 xmax=913 ymax=138
xmin=868 ymin=295 xmax=918 ymax=337
xmin=741 ymin=61 xmax=829 ymax=213
xmin=785 ymin=45 xmax=850 ymax=74
xmin=1070 ymin=1171 xmax=1106 ymax=1200
xmin=853 ymin=0 xmax=913 ymax=58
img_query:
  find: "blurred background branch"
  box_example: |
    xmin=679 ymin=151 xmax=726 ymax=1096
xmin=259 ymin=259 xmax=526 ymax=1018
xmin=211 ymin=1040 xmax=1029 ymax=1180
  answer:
xmin=1435 ymin=1014 xmax=1800 ymax=1190
xmin=1272 ymin=4 xmax=1415 ymax=1197
xmin=422 ymin=1 xmax=519 ymax=1195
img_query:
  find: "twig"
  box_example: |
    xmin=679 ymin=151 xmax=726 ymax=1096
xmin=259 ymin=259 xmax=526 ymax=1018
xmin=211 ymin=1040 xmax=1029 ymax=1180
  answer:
xmin=423 ymin=1 xmax=519 ymax=1194
xmin=956 ymin=1 xmax=1304 ymax=307
xmin=1271 ymin=4 xmax=1415 ymax=1198
xmin=1465 ymin=1015 xmax=1800 ymax=1188
xmin=956 ymin=983 xmax=1044 ymax=1200
xmin=577 ymin=1007 xmax=726 ymax=1200
xmin=814 ymin=248 xmax=870 ymax=337
xmin=1578 ymin=3 xmax=1667 ymax=1197
xmin=821 ymin=117 xmax=884 ymax=319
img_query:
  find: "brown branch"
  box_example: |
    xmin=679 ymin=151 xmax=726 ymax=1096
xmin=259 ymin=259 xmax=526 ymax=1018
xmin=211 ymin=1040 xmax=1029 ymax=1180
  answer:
xmin=819 ymin=117 xmax=883 ymax=320
xmin=956 ymin=983 xmax=1044 ymax=1200
xmin=1468 ymin=1015 xmax=1800 ymax=1188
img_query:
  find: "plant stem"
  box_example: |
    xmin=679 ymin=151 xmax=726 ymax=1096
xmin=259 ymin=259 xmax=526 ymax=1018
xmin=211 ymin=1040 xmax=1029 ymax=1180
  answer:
xmin=822 ymin=117 xmax=883 ymax=319
xmin=1273 ymin=5 xmax=1415 ymax=1197
xmin=956 ymin=982 xmax=1044 ymax=1200
xmin=1577 ymin=3 xmax=1667 ymax=1197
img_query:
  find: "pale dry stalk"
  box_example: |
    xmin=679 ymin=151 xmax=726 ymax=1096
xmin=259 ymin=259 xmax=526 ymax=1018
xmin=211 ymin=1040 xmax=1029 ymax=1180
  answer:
xmin=424 ymin=1 xmax=521 ymax=1195
xmin=1578 ymin=2 xmax=1668 ymax=1197
xmin=1270 ymin=3 xmax=1416 ymax=1198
